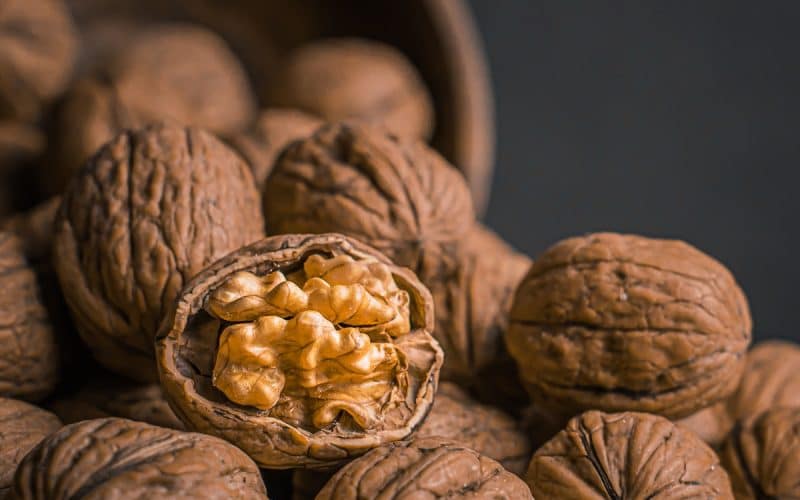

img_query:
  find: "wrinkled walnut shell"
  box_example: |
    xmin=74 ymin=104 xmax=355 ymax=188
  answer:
xmin=317 ymin=437 xmax=533 ymax=499
xmin=527 ymin=411 xmax=733 ymax=498
xmin=54 ymin=124 xmax=265 ymax=382
xmin=156 ymin=233 xmax=443 ymax=468
xmin=506 ymin=232 xmax=752 ymax=419
xmin=0 ymin=398 xmax=61 ymax=497
xmin=10 ymin=417 xmax=268 ymax=499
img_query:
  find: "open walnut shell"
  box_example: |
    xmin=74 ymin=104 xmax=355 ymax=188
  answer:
xmin=156 ymin=233 xmax=443 ymax=468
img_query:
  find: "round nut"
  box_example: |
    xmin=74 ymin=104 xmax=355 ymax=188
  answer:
xmin=527 ymin=411 xmax=733 ymax=498
xmin=0 ymin=398 xmax=61 ymax=496
xmin=53 ymin=124 xmax=265 ymax=382
xmin=506 ymin=232 xmax=752 ymax=419
xmin=156 ymin=233 xmax=443 ymax=468
xmin=316 ymin=438 xmax=533 ymax=499
xmin=270 ymin=38 xmax=434 ymax=140
xmin=720 ymin=407 xmax=800 ymax=499
xmin=10 ymin=417 xmax=268 ymax=499
xmin=0 ymin=0 xmax=77 ymax=121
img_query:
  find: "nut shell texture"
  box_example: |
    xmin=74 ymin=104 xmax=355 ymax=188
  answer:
xmin=527 ymin=411 xmax=733 ymax=499
xmin=54 ymin=124 xmax=265 ymax=381
xmin=316 ymin=438 xmax=533 ymax=499
xmin=506 ymin=232 xmax=751 ymax=418
xmin=10 ymin=417 xmax=268 ymax=500
xmin=156 ymin=234 xmax=443 ymax=468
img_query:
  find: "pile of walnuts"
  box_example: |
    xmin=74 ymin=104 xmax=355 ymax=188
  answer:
xmin=0 ymin=1 xmax=783 ymax=499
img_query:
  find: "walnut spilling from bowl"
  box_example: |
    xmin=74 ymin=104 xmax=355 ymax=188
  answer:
xmin=205 ymin=254 xmax=411 ymax=430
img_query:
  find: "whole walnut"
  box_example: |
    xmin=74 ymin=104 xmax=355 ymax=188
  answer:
xmin=506 ymin=232 xmax=752 ymax=419
xmin=0 ymin=122 xmax=44 ymax=216
xmin=679 ymin=340 xmax=800 ymax=447
xmin=10 ymin=418 xmax=268 ymax=499
xmin=53 ymin=124 xmax=265 ymax=382
xmin=269 ymin=39 xmax=434 ymax=140
xmin=720 ymin=407 xmax=800 ymax=499
xmin=0 ymin=398 xmax=61 ymax=497
xmin=316 ymin=438 xmax=533 ymax=499
xmin=156 ymin=233 xmax=443 ymax=468
xmin=0 ymin=0 xmax=77 ymax=121
xmin=0 ymin=232 xmax=59 ymax=401
xmin=230 ymin=108 xmax=323 ymax=189
xmin=47 ymin=24 xmax=256 ymax=193
xmin=527 ymin=411 xmax=733 ymax=498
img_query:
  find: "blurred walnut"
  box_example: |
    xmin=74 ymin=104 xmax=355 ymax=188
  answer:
xmin=720 ymin=407 xmax=800 ymax=499
xmin=54 ymin=124 xmax=265 ymax=382
xmin=230 ymin=108 xmax=322 ymax=188
xmin=0 ymin=196 xmax=59 ymax=263
xmin=0 ymin=232 xmax=59 ymax=401
xmin=0 ymin=122 xmax=44 ymax=216
xmin=157 ymin=234 xmax=443 ymax=468
xmin=528 ymin=411 xmax=733 ymax=498
xmin=506 ymin=232 xmax=752 ymax=419
xmin=269 ymin=39 xmax=433 ymax=140
xmin=0 ymin=398 xmax=61 ymax=497
xmin=317 ymin=438 xmax=533 ymax=499
xmin=10 ymin=418 xmax=268 ymax=499
xmin=0 ymin=0 xmax=77 ymax=121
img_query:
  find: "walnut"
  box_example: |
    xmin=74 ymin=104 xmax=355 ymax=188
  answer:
xmin=10 ymin=418 xmax=268 ymax=499
xmin=720 ymin=407 xmax=800 ymax=499
xmin=269 ymin=39 xmax=434 ymax=140
xmin=0 ymin=0 xmax=77 ymax=121
xmin=0 ymin=398 xmax=61 ymax=497
xmin=53 ymin=123 xmax=265 ymax=382
xmin=316 ymin=438 xmax=533 ymax=499
xmin=156 ymin=233 xmax=443 ymax=468
xmin=0 ymin=232 xmax=59 ymax=401
xmin=527 ymin=411 xmax=733 ymax=498
xmin=229 ymin=108 xmax=323 ymax=189
xmin=506 ymin=232 xmax=752 ymax=419
xmin=46 ymin=24 xmax=255 ymax=193
xmin=0 ymin=122 xmax=44 ymax=216
xmin=679 ymin=340 xmax=800 ymax=447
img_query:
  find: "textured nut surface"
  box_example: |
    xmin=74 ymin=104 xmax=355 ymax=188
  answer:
xmin=10 ymin=417 xmax=268 ymax=500
xmin=316 ymin=438 xmax=533 ymax=499
xmin=528 ymin=411 xmax=733 ymax=499
xmin=506 ymin=232 xmax=752 ymax=419
xmin=0 ymin=232 xmax=58 ymax=401
xmin=270 ymin=39 xmax=433 ymax=140
xmin=54 ymin=124 xmax=265 ymax=382
xmin=0 ymin=121 xmax=44 ymax=216
xmin=156 ymin=233 xmax=443 ymax=468
xmin=0 ymin=0 xmax=77 ymax=121
xmin=720 ymin=407 xmax=800 ymax=499
xmin=0 ymin=398 xmax=61 ymax=497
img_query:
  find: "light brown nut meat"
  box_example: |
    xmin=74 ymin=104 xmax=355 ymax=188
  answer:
xmin=720 ymin=407 xmax=800 ymax=499
xmin=269 ymin=38 xmax=434 ymax=141
xmin=506 ymin=232 xmax=752 ymax=419
xmin=156 ymin=233 xmax=443 ymax=468
xmin=527 ymin=411 xmax=733 ymax=499
xmin=0 ymin=232 xmax=59 ymax=401
xmin=0 ymin=398 xmax=61 ymax=497
xmin=0 ymin=122 xmax=44 ymax=216
xmin=10 ymin=417 xmax=268 ymax=500
xmin=0 ymin=0 xmax=77 ymax=121
xmin=316 ymin=437 xmax=533 ymax=499
xmin=54 ymin=123 xmax=265 ymax=382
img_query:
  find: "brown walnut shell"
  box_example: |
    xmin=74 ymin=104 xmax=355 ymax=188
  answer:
xmin=0 ymin=0 xmax=77 ymax=121
xmin=506 ymin=232 xmax=752 ymax=419
xmin=10 ymin=417 xmax=268 ymax=500
xmin=269 ymin=38 xmax=434 ymax=141
xmin=720 ymin=407 xmax=800 ymax=499
xmin=156 ymin=233 xmax=443 ymax=468
xmin=316 ymin=437 xmax=533 ymax=499
xmin=0 ymin=398 xmax=62 ymax=497
xmin=53 ymin=123 xmax=265 ymax=382
xmin=527 ymin=410 xmax=733 ymax=499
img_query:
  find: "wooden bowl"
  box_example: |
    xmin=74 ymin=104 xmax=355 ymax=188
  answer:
xmin=65 ymin=0 xmax=495 ymax=214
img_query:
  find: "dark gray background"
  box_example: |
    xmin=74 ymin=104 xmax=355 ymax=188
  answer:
xmin=468 ymin=1 xmax=797 ymax=341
